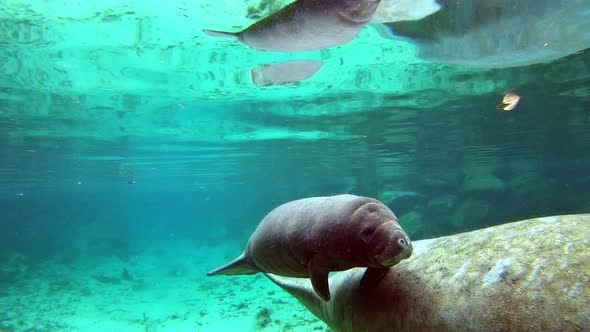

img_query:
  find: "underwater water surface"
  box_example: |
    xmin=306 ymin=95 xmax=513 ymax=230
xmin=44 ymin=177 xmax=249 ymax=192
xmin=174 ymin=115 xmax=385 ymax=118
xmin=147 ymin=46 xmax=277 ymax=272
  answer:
xmin=1 ymin=0 xmax=589 ymax=331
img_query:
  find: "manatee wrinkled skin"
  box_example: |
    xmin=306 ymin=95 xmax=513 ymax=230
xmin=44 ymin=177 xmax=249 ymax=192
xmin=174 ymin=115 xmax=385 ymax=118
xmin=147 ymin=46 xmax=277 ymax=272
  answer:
xmin=267 ymin=214 xmax=590 ymax=331
xmin=207 ymin=194 xmax=412 ymax=301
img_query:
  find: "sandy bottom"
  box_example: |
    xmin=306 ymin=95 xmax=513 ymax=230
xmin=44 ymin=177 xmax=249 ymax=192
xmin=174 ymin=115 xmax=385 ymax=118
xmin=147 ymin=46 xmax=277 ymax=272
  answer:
xmin=0 ymin=242 xmax=324 ymax=332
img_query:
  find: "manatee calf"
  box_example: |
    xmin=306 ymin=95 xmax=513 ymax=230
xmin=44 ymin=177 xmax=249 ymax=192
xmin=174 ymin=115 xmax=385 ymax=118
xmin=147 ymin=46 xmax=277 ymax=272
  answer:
xmin=266 ymin=214 xmax=590 ymax=331
xmin=203 ymin=0 xmax=381 ymax=52
xmin=206 ymin=194 xmax=412 ymax=301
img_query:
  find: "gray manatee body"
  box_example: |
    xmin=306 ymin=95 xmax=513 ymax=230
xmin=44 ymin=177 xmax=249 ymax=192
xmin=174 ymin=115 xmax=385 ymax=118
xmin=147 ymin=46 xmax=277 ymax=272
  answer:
xmin=378 ymin=0 xmax=590 ymax=68
xmin=203 ymin=0 xmax=381 ymax=52
xmin=207 ymin=194 xmax=412 ymax=301
xmin=267 ymin=214 xmax=590 ymax=331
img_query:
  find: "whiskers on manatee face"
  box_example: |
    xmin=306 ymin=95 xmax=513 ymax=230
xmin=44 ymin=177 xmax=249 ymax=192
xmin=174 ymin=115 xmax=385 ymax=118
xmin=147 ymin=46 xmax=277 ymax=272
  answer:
xmin=378 ymin=242 xmax=412 ymax=266
xmin=369 ymin=224 xmax=413 ymax=267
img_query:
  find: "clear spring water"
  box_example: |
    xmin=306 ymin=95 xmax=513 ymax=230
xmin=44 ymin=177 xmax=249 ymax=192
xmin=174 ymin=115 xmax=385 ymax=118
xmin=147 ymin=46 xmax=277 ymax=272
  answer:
xmin=0 ymin=0 xmax=589 ymax=331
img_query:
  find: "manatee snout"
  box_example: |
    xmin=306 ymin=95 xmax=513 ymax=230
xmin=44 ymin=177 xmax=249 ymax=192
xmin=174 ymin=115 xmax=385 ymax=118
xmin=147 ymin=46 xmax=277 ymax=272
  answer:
xmin=370 ymin=223 xmax=413 ymax=267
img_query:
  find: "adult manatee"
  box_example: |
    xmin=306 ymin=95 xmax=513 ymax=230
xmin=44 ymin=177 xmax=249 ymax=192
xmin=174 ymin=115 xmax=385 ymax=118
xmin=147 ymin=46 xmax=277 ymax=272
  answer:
xmin=207 ymin=194 xmax=412 ymax=301
xmin=377 ymin=0 xmax=590 ymax=68
xmin=267 ymin=214 xmax=590 ymax=331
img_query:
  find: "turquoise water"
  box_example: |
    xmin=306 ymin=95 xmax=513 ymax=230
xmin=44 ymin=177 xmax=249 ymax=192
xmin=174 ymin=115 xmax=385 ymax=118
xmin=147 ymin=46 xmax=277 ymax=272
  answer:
xmin=1 ymin=0 xmax=589 ymax=331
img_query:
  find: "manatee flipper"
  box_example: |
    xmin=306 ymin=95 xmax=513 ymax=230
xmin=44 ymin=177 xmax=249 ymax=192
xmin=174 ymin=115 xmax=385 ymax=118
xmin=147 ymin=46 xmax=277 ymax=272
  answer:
xmin=206 ymin=252 xmax=259 ymax=276
xmin=202 ymin=29 xmax=242 ymax=42
xmin=308 ymin=255 xmax=331 ymax=301
xmin=359 ymin=267 xmax=390 ymax=291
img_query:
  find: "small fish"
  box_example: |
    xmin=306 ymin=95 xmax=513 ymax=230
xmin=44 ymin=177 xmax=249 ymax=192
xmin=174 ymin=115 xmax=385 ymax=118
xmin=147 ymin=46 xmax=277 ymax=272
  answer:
xmin=203 ymin=0 xmax=381 ymax=52
xmin=496 ymin=92 xmax=521 ymax=111
xmin=251 ymin=60 xmax=323 ymax=86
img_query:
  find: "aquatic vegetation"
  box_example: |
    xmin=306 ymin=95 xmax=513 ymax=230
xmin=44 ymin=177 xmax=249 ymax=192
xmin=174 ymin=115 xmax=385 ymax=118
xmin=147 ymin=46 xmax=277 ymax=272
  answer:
xmin=255 ymin=307 xmax=272 ymax=329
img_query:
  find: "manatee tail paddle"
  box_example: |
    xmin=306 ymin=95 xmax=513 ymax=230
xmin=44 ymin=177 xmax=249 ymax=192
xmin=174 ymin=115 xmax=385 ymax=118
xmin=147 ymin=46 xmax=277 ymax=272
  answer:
xmin=202 ymin=29 xmax=242 ymax=41
xmin=206 ymin=252 xmax=259 ymax=276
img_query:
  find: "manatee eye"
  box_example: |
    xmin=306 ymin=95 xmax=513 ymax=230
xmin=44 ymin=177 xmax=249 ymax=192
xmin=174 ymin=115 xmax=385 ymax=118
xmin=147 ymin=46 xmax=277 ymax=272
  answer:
xmin=361 ymin=225 xmax=374 ymax=243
